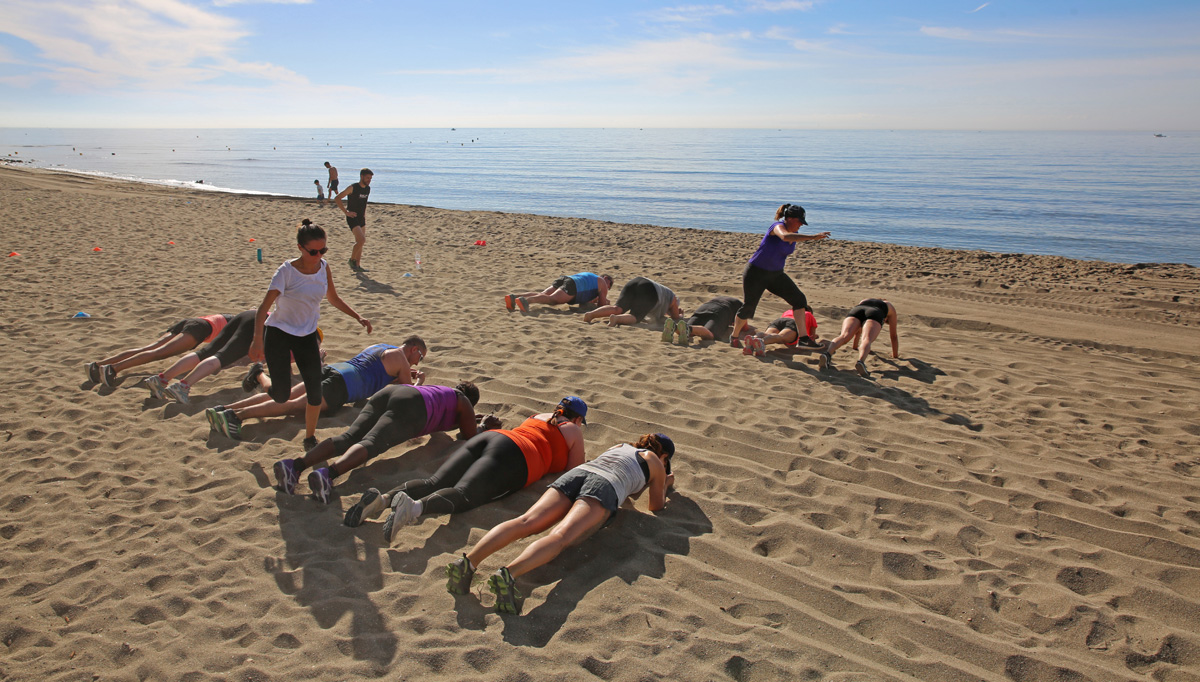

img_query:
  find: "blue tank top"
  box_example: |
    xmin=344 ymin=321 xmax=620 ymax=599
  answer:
xmin=569 ymin=272 xmax=600 ymax=303
xmin=747 ymin=222 xmax=796 ymax=272
xmin=331 ymin=343 xmax=398 ymax=402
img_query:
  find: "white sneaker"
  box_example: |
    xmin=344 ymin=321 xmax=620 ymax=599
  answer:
xmin=145 ymin=375 xmax=166 ymax=399
xmin=164 ymin=381 xmax=190 ymax=404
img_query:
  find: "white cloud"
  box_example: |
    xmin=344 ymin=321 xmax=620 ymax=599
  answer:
xmin=211 ymin=0 xmax=312 ymax=5
xmin=919 ymin=26 xmax=979 ymax=41
xmin=969 ymin=2 xmax=989 ymax=13
xmin=646 ymin=4 xmax=736 ymax=23
xmin=0 ymin=0 xmax=307 ymax=90
xmin=745 ymin=0 xmax=816 ymax=12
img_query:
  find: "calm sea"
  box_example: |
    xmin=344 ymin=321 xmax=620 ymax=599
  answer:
xmin=4 ymin=128 xmax=1198 ymax=266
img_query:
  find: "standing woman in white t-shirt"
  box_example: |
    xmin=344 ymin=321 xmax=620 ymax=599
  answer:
xmin=249 ymin=219 xmax=373 ymax=448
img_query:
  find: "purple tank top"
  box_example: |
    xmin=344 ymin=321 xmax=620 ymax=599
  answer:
xmin=418 ymin=385 xmax=461 ymax=435
xmin=747 ymin=222 xmax=796 ymax=272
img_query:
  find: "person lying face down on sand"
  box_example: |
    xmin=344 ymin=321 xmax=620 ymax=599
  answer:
xmin=582 ymin=276 xmax=681 ymax=328
xmin=271 ymin=381 xmax=499 ymax=507
xmin=818 ymin=298 xmax=900 ymax=378
xmin=143 ymin=309 xmax=258 ymax=404
xmin=445 ymin=432 xmax=676 ymax=615
xmin=729 ymin=203 xmax=831 ymax=347
xmin=740 ymin=306 xmax=823 ymax=357
xmin=206 ymin=337 xmax=426 ymax=442
xmin=505 ymin=272 xmax=614 ymax=313
xmin=248 ymin=218 xmax=373 ymax=449
xmin=661 ymin=295 xmax=749 ymax=345
xmin=338 ymin=396 xmax=588 ymax=543
xmin=85 ymin=312 xmax=237 ymax=388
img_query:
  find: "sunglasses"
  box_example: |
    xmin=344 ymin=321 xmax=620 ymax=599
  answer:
xmin=304 ymin=247 xmax=329 ymax=256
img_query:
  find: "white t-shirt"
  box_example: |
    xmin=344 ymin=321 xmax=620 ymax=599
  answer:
xmin=265 ymin=259 xmax=327 ymax=336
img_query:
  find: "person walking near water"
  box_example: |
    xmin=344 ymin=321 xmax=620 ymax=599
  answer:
xmin=335 ymin=168 xmax=373 ymax=272
xmin=729 ymin=203 xmax=830 ymax=346
xmin=324 ymin=161 xmax=338 ymax=201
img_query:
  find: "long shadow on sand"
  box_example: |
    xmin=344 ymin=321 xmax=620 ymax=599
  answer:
xmin=449 ymin=492 xmax=712 ymax=647
xmin=269 ymin=473 xmax=399 ymax=668
xmin=352 ymin=270 xmax=399 ymax=296
xmin=771 ymin=354 xmax=980 ymax=432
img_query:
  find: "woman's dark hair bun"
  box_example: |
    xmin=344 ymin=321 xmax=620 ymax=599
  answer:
xmin=301 ymin=218 xmax=312 ymax=226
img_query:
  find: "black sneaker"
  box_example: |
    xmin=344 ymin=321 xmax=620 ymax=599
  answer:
xmin=344 ymin=488 xmax=388 ymax=527
xmin=446 ymin=554 xmax=476 ymax=595
xmin=101 ymin=364 xmax=117 ymax=387
xmin=85 ymin=362 xmax=101 ymax=384
xmin=302 ymin=435 xmax=318 ymax=451
xmin=241 ymin=363 xmax=264 ymax=393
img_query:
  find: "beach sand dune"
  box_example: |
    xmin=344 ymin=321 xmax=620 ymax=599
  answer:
xmin=2 ymin=166 xmax=1199 ymax=681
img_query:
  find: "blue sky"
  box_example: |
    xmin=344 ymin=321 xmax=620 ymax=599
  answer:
xmin=1 ymin=0 xmax=1197 ymax=129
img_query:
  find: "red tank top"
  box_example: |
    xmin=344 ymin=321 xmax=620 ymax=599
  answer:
xmin=200 ymin=314 xmax=229 ymax=342
xmin=501 ymin=417 xmax=570 ymax=487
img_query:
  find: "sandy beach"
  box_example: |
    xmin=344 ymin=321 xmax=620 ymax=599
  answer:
xmin=2 ymin=164 xmax=1199 ymax=681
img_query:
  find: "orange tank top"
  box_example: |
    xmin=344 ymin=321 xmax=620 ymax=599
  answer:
xmin=200 ymin=314 xmax=229 ymax=343
xmin=502 ymin=417 xmax=570 ymax=487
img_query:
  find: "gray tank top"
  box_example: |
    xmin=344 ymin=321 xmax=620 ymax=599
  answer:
xmin=577 ymin=443 xmax=649 ymax=503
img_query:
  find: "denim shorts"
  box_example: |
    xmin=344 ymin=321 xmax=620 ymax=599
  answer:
xmin=550 ymin=469 xmax=620 ymax=512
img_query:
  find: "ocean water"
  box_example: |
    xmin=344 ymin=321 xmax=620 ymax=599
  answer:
xmin=4 ymin=128 xmax=1198 ymax=266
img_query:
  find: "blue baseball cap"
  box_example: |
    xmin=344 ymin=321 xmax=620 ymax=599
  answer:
xmin=653 ymin=433 xmax=675 ymax=457
xmin=558 ymin=396 xmax=588 ymax=424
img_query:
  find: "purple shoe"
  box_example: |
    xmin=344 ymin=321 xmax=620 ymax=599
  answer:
xmin=273 ymin=458 xmax=299 ymax=495
xmin=308 ymin=467 xmax=333 ymax=504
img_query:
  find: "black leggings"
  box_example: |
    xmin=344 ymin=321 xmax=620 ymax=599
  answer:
xmin=737 ymin=264 xmax=807 ymax=320
xmin=195 ymin=310 xmax=255 ymax=367
xmin=264 ymin=325 xmax=323 ymax=406
xmin=327 ymin=385 xmax=428 ymax=461
xmin=848 ymin=299 xmax=888 ymax=325
xmin=385 ymin=431 xmax=528 ymax=517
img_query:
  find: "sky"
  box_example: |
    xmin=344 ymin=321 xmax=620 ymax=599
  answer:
xmin=1 ymin=0 xmax=1197 ymax=129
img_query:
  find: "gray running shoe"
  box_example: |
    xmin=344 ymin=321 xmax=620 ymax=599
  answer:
xmin=273 ymin=458 xmax=298 ymax=495
xmin=382 ymin=492 xmax=418 ymax=543
xmin=446 ymin=554 xmax=476 ymax=595
xmin=145 ymin=375 xmax=166 ymax=399
xmin=308 ymin=467 xmax=333 ymax=504
xmin=488 ymin=567 xmax=525 ymax=615
xmin=343 ymin=488 xmax=388 ymax=527
xmin=86 ymin=362 xmax=100 ymax=384
xmin=163 ymin=381 xmax=190 ymax=404
xmin=818 ymin=352 xmax=831 ymax=371
xmin=101 ymin=364 xmax=117 ymax=387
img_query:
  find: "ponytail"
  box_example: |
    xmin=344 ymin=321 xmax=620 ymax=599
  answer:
xmin=774 ymin=204 xmax=791 ymax=221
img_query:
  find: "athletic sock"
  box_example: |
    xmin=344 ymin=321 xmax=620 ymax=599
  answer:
xmin=411 ymin=500 xmax=423 ymax=517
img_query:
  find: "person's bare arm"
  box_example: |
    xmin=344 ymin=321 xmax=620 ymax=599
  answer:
xmin=887 ymin=305 xmax=900 ymax=358
xmin=561 ymin=423 xmax=587 ymax=469
xmin=771 ymin=225 xmax=832 ymax=242
xmin=642 ymin=452 xmax=669 ymax=512
xmin=596 ymin=279 xmax=610 ymax=306
xmin=456 ymin=394 xmax=479 ymax=439
xmin=248 ymin=291 xmax=281 ymax=362
xmin=334 ymin=186 xmax=354 ymax=217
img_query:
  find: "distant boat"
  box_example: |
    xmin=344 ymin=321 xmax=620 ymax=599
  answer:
xmin=1155 ymin=133 xmax=1167 ymax=137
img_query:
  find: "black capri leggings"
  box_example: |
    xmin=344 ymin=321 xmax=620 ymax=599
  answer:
xmin=195 ymin=310 xmax=255 ymax=368
xmin=326 ymin=385 xmax=428 ymax=461
xmin=384 ymin=430 xmax=528 ymax=517
xmin=263 ymin=325 xmax=323 ymax=406
xmin=737 ymin=264 xmax=808 ymax=320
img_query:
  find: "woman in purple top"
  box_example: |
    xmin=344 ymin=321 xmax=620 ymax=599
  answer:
xmin=272 ymin=381 xmax=495 ymax=506
xmin=729 ymin=203 xmax=830 ymax=346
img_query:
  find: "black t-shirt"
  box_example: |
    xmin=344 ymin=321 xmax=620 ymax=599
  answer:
xmin=347 ymin=182 xmax=370 ymax=217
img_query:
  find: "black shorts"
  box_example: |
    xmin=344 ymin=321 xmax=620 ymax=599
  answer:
xmin=328 ymin=179 xmax=339 ymax=194
xmin=195 ymin=311 xmax=255 ymax=368
xmin=550 ymin=469 xmax=620 ymax=513
xmin=346 ymin=215 xmax=366 ymax=229
xmin=166 ymin=318 xmax=213 ymax=344
xmin=768 ymin=317 xmax=800 ymax=345
xmin=614 ymin=277 xmax=660 ymax=322
xmin=848 ymin=300 xmax=888 ymax=325
xmin=551 ymin=276 xmax=579 ymax=302
xmin=320 ymin=366 xmax=349 ymax=411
